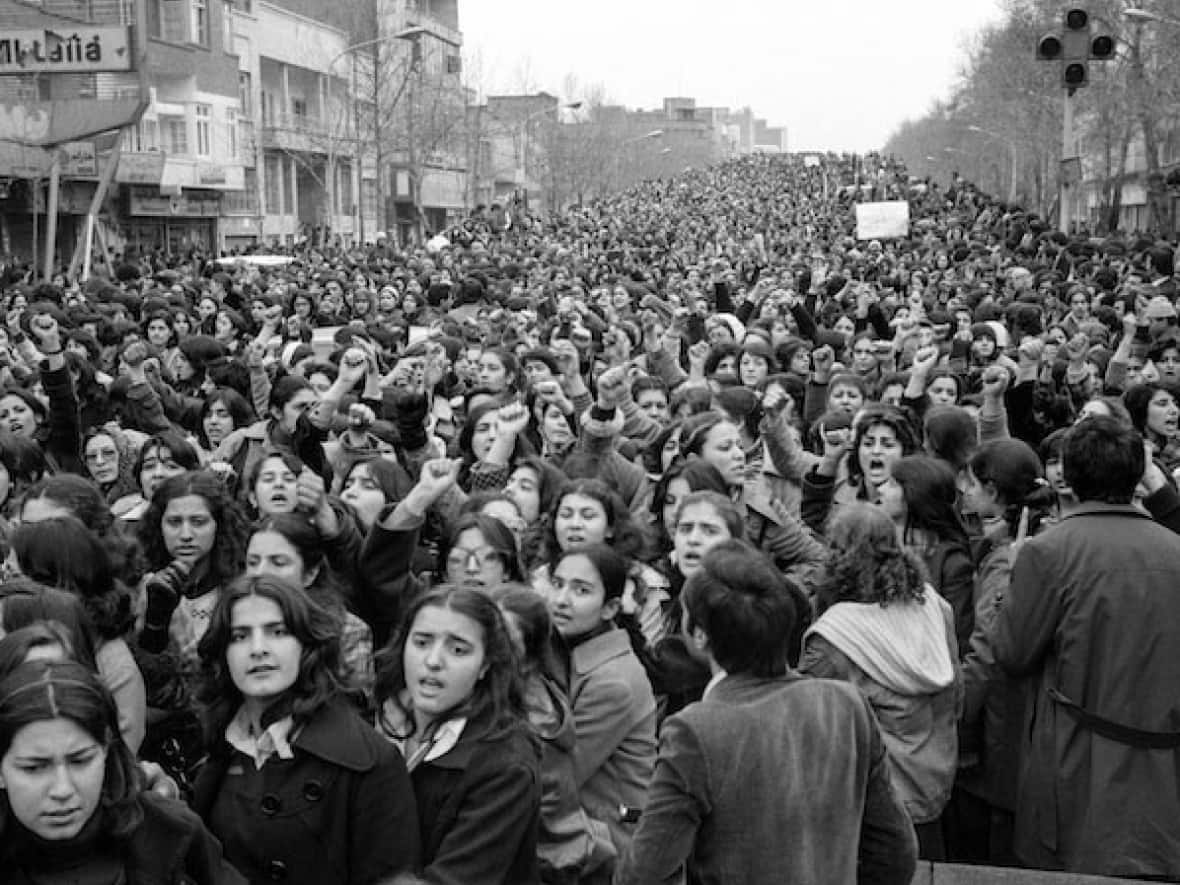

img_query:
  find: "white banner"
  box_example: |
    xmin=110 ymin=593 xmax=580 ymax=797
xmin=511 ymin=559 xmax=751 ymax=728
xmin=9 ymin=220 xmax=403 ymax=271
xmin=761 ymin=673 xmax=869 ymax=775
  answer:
xmin=855 ymin=201 xmax=910 ymax=240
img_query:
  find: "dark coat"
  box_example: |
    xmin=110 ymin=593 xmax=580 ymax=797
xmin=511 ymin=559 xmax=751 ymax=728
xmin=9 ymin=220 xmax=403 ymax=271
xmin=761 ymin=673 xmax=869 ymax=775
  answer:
xmin=192 ymin=699 xmax=419 ymax=885
xmin=995 ymin=503 xmax=1180 ymax=877
xmin=410 ymin=708 xmax=543 ymax=885
xmin=4 ymin=793 xmax=245 ymax=885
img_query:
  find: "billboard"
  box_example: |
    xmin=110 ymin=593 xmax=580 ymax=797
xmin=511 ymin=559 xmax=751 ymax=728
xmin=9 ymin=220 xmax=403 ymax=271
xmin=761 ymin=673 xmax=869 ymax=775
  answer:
xmin=0 ymin=27 xmax=133 ymax=74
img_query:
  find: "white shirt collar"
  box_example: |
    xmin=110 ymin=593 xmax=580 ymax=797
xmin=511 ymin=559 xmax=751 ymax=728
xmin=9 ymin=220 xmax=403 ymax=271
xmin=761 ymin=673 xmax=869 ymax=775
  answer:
xmin=225 ymin=707 xmax=297 ymax=769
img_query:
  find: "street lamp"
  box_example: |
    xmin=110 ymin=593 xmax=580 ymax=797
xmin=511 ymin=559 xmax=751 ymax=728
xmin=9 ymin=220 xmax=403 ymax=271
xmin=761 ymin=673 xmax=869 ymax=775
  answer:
xmin=1122 ymin=8 xmax=1180 ymax=27
xmin=624 ymin=129 xmax=664 ymax=144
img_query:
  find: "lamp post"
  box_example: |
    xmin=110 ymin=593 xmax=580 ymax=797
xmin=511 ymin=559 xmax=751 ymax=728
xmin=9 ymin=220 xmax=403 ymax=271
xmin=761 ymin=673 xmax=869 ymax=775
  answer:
xmin=517 ymin=100 xmax=581 ymax=212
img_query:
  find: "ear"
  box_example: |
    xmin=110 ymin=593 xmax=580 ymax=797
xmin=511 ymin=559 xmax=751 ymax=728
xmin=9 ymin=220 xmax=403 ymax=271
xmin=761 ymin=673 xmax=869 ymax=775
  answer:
xmin=601 ymin=598 xmax=621 ymax=623
xmin=302 ymin=565 xmax=321 ymax=590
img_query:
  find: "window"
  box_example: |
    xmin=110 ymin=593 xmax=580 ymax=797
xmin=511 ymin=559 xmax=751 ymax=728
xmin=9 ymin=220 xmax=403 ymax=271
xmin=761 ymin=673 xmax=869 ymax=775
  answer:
xmin=264 ymin=155 xmax=282 ymax=213
xmin=226 ymin=107 xmax=238 ymax=158
xmin=222 ymin=1 xmax=234 ymax=52
xmin=238 ymin=71 xmax=252 ymax=115
xmin=126 ymin=118 xmax=160 ymax=152
xmin=153 ymin=0 xmax=188 ymax=42
xmin=292 ymin=98 xmax=307 ymax=120
xmin=191 ymin=0 xmax=208 ymax=45
xmin=162 ymin=114 xmax=188 ymax=154
xmin=195 ymin=104 xmax=211 ymax=155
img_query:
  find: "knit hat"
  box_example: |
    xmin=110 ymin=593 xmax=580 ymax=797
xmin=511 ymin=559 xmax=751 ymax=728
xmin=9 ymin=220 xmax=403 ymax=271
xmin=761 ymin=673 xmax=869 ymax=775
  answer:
xmin=1145 ymin=296 xmax=1177 ymax=321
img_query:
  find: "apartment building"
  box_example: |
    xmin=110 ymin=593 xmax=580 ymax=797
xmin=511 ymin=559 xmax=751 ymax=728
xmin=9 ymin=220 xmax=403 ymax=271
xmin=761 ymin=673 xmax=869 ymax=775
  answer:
xmin=0 ymin=0 xmax=245 ymax=264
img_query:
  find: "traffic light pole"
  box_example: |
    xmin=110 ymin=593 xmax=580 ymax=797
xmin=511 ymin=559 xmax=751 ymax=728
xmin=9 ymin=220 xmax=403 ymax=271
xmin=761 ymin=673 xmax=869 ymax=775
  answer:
xmin=1060 ymin=88 xmax=1074 ymax=233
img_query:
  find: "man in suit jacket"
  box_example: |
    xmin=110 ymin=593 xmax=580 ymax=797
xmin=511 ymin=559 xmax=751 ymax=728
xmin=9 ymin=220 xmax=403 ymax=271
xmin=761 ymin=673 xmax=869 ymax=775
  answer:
xmin=618 ymin=539 xmax=917 ymax=885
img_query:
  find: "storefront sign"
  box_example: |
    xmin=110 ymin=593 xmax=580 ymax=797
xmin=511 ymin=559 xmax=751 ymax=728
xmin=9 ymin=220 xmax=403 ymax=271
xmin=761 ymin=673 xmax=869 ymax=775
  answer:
xmin=198 ymin=164 xmax=227 ymax=185
xmin=62 ymin=141 xmax=96 ymax=177
xmin=129 ymin=186 xmax=220 ymax=217
xmin=0 ymin=27 xmax=133 ymax=74
xmin=116 ymin=152 xmax=165 ymax=184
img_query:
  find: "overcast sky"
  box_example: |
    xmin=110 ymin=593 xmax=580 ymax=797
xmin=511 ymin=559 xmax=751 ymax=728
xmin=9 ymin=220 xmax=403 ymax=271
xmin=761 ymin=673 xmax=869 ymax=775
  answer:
xmin=462 ymin=0 xmax=1004 ymax=152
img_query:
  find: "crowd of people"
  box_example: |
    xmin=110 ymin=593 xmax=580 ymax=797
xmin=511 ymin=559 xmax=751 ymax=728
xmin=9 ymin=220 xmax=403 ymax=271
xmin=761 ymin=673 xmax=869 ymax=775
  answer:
xmin=0 ymin=150 xmax=1179 ymax=884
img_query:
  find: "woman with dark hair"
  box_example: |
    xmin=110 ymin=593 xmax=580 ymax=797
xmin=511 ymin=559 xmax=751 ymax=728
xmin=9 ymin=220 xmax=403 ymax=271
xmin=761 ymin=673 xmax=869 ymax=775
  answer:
xmin=339 ymin=456 xmax=415 ymax=532
xmin=173 ymin=335 xmax=228 ymax=397
xmin=197 ymin=387 xmax=254 ymax=455
xmin=477 ymin=347 xmax=522 ymax=395
xmin=547 ymin=543 xmax=656 ymax=867
xmin=493 ymin=583 xmax=618 ymax=883
xmin=374 ymin=585 xmax=541 ymax=884
xmin=0 ymin=430 xmax=47 ymax=532
xmin=923 ymin=405 xmax=980 ymax=478
xmin=0 ymin=660 xmax=244 ymax=884
xmin=136 ymin=471 xmax=248 ymax=673
xmin=437 ymin=512 xmax=526 ymax=589
xmin=0 ymin=312 xmax=83 ymax=474
xmin=801 ymin=502 xmax=960 ymax=859
xmin=82 ymin=425 xmax=137 ymax=506
xmin=0 ymin=621 xmax=79 ymax=673
xmin=7 ymin=517 xmax=145 ymax=752
xmin=244 ymin=514 xmax=373 ymax=698
xmin=192 ymin=574 xmax=418 ymax=884
xmin=113 ymin=430 xmax=203 ymax=522
xmin=802 ymin=402 xmax=923 ymax=534
xmin=878 ymin=455 xmax=976 ymax=652
xmin=953 ymin=439 xmax=1056 ymax=863
xmin=679 ymin=412 xmax=826 ymax=582
xmin=0 ymin=579 xmax=100 ymax=672
xmin=212 ymin=374 xmax=327 ymax=499
xmin=1124 ymin=382 xmax=1180 ymax=474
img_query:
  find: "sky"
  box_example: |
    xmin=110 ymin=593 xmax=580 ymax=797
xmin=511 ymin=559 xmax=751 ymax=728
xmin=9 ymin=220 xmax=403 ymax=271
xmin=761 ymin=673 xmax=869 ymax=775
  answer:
xmin=461 ymin=0 xmax=1005 ymax=152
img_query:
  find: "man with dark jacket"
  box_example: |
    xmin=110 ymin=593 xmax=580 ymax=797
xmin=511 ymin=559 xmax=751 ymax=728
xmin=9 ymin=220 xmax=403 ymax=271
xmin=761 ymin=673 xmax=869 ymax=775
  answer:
xmin=995 ymin=415 xmax=1180 ymax=877
xmin=617 ymin=539 xmax=916 ymax=885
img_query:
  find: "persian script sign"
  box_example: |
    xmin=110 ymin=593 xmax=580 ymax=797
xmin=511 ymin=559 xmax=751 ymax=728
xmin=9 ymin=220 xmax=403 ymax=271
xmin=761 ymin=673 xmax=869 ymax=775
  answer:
xmin=0 ymin=27 xmax=132 ymax=74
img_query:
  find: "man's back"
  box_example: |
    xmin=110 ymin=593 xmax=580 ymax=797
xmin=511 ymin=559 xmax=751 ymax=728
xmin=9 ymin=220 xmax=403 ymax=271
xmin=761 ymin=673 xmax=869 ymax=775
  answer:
xmin=996 ymin=504 xmax=1180 ymax=876
xmin=618 ymin=672 xmax=915 ymax=885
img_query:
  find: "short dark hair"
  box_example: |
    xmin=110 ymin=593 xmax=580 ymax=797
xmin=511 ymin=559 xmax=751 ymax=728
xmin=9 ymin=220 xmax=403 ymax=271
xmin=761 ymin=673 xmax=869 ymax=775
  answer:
xmin=682 ymin=538 xmax=800 ymax=678
xmin=1063 ymin=415 xmax=1144 ymax=504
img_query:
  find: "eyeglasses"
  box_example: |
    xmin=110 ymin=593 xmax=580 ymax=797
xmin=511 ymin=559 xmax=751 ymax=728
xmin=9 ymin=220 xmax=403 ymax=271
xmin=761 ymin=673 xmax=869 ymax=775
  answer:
xmin=445 ymin=546 xmax=502 ymax=570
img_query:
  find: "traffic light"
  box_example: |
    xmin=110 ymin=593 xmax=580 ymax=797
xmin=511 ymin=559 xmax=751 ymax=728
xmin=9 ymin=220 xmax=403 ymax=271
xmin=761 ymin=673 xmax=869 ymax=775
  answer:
xmin=1062 ymin=8 xmax=1091 ymax=87
xmin=1037 ymin=8 xmax=1115 ymax=89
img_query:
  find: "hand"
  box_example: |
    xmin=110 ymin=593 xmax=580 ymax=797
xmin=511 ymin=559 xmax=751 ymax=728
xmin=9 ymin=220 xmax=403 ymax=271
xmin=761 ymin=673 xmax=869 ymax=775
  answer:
xmin=1143 ymin=440 xmax=1169 ymax=495
xmin=123 ymin=341 xmax=148 ymax=370
xmin=496 ymin=401 xmax=530 ymax=438
xmin=688 ymin=340 xmax=710 ymax=370
xmin=138 ymin=761 xmax=180 ymax=800
xmin=981 ymin=365 xmax=1010 ymax=398
xmin=1018 ymin=337 xmax=1044 ymax=368
xmin=552 ymin=339 xmax=580 ymax=379
xmin=597 ymin=366 xmax=628 ymax=409
xmin=263 ymin=305 xmax=284 ymax=327
xmin=1065 ymin=333 xmax=1089 ymax=363
xmin=812 ymin=345 xmax=835 ymax=374
xmin=245 ymin=339 xmax=266 ymax=369
xmin=28 ymin=313 xmax=61 ymax=352
xmin=5 ymin=308 xmax=22 ymax=335
xmin=1122 ymin=311 xmax=1139 ymax=337
xmin=337 ymin=348 xmax=369 ymax=387
xmin=912 ymin=345 xmax=939 ymax=373
xmin=295 ymin=468 xmax=327 ymax=514
xmin=819 ymin=424 xmax=852 ymax=464
xmin=534 ymin=380 xmax=565 ymax=405
xmin=761 ymin=385 xmax=791 ymax=416
xmin=206 ymin=460 xmax=237 ymax=488
xmin=414 ymin=457 xmax=460 ymax=502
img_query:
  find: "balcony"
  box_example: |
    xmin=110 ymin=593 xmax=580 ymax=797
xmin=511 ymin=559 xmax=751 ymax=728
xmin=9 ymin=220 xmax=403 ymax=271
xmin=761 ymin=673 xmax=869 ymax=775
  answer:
xmin=260 ymin=113 xmax=355 ymax=155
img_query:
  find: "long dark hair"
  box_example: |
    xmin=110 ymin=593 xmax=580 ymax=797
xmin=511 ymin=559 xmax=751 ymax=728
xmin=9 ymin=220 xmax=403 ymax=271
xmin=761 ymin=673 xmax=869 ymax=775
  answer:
xmin=969 ymin=439 xmax=1055 ymax=538
xmin=374 ymin=586 xmax=525 ymax=741
xmin=437 ymin=513 xmax=525 ymax=583
xmin=9 ymin=516 xmax=134 ymax=640
xmin=890 ymin=455 xmax=971 ymax=550
xmin=138 ymin=471 xmax=248 ymax=591
xmin=0 ymin=579 xmax=99 ymax=670
xmin=544 ymin=478 xmax=648 ymax=564
xmin=0 ymin=661 xmax=143 ymax=840
xmin=196 ymin=574 xmax=343 ymax=747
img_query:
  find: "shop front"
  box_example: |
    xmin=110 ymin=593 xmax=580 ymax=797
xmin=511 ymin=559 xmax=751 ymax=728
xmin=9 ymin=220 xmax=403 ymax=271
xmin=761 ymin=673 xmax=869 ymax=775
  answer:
xmin=124 ymin=186 xmax=221 ymax=254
